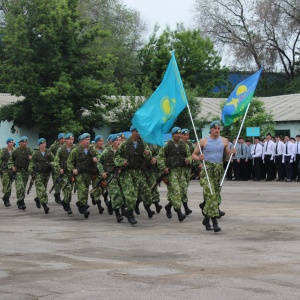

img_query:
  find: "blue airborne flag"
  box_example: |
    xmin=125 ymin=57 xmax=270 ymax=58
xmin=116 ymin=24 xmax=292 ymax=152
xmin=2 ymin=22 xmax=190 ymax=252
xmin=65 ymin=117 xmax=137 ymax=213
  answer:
xmin=131 ymin=52 xmax=188 ymax=146
xmin=221 ymin=68 xmax=263 ymax=127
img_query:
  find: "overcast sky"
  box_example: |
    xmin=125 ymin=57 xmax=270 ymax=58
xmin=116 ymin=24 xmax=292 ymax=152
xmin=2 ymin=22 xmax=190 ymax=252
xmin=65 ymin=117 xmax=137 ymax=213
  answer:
xmin=123 ymin=0 xmax=196 ymax=34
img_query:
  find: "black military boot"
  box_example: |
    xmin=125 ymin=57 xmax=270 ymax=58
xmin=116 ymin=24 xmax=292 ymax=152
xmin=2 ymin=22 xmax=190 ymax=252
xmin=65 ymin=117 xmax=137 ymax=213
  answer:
xmin=126 ymin=210 xmax=137 ymax=225
xmin=165 ymin=202 xmax=172 ymax=219
xmin=17 ymin=199 xmax=26 ymax=210
xmin=105 ymin=200 xmax=113 ymax=215
xmin=114 ymin=209 xmax=123 ymax=223
xmin=154 ymin=202 xmax=162 ymax=213
xmin=183 ymin=202 xmax=192 ymax=215
xmin=121 ymin=205 xmax=127 ymax=217
xmin=91 ymin=195 xmax=96 ymax=206
xmin=54 ymin=193 xmax=61 ymax=204
xmin=212 ymin=217 xmax=221 ymax=232
xmin=144 ymin=204 xmax=155 ymax=219
xmin=202 ymin=217 xmax=213 ymax=231
xmin=217 ymin=208 xmax=225 ymax=219
xmin=174 ymin=208 xmax=186 ymax=222
xmin=34 ymin=197 xmax=41 ymax=209
xmin=96 ymin=200 xmax=105 ymax=214
xmin=76 ymin=202 xmax=90 ymax=218
xmin=61 ymin=200 xmax=72 ymax=215
xmin=2 ymin=196 xmax=11 ymax=207
xmin=134 ymin=198 xmax=142 ymax=215
xmin=42 ymin=203 xmax=50 ymax=214
xmin=199 ymin=200 xmax=206 ymax=217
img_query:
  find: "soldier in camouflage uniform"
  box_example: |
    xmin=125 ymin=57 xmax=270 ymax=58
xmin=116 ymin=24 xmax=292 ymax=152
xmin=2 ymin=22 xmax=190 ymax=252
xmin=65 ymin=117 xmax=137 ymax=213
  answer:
xmin=114 ymin=125 xmax=153 ymax=225
xmin=53 ymin=133 xmax=76 ymax=215
xmin=10 ymin=136 xmax=32 ymax=210
xmin=157 ymin=127 xmax=192 ymax=222
xmin=90 ymin=134 xmax=110 ymax=214
xmin=100 ymin=134 xmax=124 ymax=222
xmin=192 ymin=121 xmax=236 ymax=232
xmin=146 ymin=143 xmax=162 ymax=213
xmin=180 ymin=128 xmax=194 ymax=215
xmin=67 ymin=133 xmax=106 ymax=219
xmin=29 ymin=138 xmax=54 ymax=214
xmin=49 ymin=133 xmax=65 ymax=204
xmin=0 ymin=138 xmax=15 ymax=207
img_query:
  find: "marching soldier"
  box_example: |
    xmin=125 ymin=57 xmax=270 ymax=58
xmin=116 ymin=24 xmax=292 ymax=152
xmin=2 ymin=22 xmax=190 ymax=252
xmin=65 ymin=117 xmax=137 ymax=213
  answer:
xmin=67 ymin=133 xmax=106 ymax=219
xmin=10 ymin=136 xmax=32 ymax=210
xmin=49 ymin=133 xmax=65 ymax=204
xmin=0 ymin=138 xmax=15 ymax=207
xmin=53 ymin=133 xmax=76 ymax=215
xmin=181 ymin=128 xmax=194 ymax=215
xmin=157 ymin=127 xmax=192 ymax=222
xmin=100 ymin=134 xmax=124 ymax=222
xmin=29 ymin=138 xmax=54 ymax=214
xmin=114 ymin=125 xmax=153 ymax=225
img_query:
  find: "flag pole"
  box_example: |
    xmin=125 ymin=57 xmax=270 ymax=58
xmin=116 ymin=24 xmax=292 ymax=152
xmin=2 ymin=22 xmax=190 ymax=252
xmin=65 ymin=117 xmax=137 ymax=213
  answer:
xmin=171 ymin=52 xmax=213 ymax=194
xmin=220 ymin=102 xmax=251 ymax=187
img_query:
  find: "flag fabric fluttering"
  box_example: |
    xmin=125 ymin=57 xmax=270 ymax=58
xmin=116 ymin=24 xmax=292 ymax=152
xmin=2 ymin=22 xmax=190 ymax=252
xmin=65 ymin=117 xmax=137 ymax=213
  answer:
xmin=221 ymin=68 xmax=263 ymax=127
xmin=131 ymin=52 xmax=188 ymax=146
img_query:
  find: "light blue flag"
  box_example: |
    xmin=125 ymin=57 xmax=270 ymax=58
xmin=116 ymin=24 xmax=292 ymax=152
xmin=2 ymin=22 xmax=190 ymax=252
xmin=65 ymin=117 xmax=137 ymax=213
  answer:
xmin=131 ymin=52 xmax=188 ymax=146
xmin=221 ymin=68 xmax=263 ymax=126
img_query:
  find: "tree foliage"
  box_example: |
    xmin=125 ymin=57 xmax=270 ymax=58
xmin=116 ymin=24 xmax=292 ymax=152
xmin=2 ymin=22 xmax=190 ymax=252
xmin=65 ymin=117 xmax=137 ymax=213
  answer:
xmin=0 ymin=0 xmax=118 ymax=137
xmin=194 ymin=0 xmax=300 ymax=83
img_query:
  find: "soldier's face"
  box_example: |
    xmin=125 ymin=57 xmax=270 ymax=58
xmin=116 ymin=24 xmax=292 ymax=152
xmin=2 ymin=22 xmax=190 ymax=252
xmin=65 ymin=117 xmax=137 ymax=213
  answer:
xmin=82 ymin=138 xmax=90 ymax=147
xmin=173 ymin=133 xmax=182 ymax=142
xmin=181 ymin=133 xmax=189 ymax=141
xmin=97 ymin=139 xmax=104 ymax=148
xmin=20 ymin=141 xmax=28 ymax=148
xmin=66 ymin=137 xmax=74 ymax=147
xmin=39 ymin=142 xmax=46 ymax=151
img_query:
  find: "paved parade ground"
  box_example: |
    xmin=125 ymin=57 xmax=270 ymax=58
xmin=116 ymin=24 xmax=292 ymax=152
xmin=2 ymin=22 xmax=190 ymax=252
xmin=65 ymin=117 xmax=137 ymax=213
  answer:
xmin=0 ymin=180 xmax=300 ymax=299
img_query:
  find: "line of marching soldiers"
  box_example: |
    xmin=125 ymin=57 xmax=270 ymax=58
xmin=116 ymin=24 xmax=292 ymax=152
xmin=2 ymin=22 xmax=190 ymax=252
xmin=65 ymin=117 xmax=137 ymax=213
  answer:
xmin=0 ymin=127 xmax=204 ymax=226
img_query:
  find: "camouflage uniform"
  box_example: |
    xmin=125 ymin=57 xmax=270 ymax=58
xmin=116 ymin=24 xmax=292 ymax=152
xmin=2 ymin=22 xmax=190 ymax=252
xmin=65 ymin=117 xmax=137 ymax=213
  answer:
xmin=146 ymin=144 xmax=162 ymax=213
xmin=114 ymin=137 xmax=153 ymax=223
xmin=0 ymin=147 xmax=14 ymax=206
xmin=29 ymin=148 xmax=54 ymax=212
xmin=10 ymin=146 xmax=32 ymax=209
xmin=67 ymin=144 xmax=103 ymax=217
xmin=200 ymin=162 xmax=224 ymax=218
xmin=53 ymin=144 xmax=76 ymax=214
xmin=49 ymin=140 xmax=64 ymax=203
xmin=157 ymin=139 xmax=191 ymax=220
xmin=100 ymin=146 xmax=124 ymax=215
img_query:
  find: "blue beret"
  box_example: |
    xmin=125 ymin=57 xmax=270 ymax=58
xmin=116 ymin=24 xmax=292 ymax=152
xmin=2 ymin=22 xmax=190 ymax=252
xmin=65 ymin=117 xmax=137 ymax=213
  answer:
xmin=80 ymin=133 xmax=90 ymax=140
xmin=107 ymin=134 xmax=113 ymax=141
xmin=171 ymin=127 xmax=181 ymax=134
xmin=78 ymin=135 xmax=82 ymax=142
xmin=95 ymin=135 xmax=103 ymax=142
xmin=182 ymin=128 xmax=189 ymax=134
xmin=19 ymin=136 xmax=28 ymax=142
xmin=91 ymin=140 xmax=95 ymax=144
xmin=111 ymin=134 xmax=122 ymax=142
xmin=6 ymin=138 xmax=14 ymax=144
xmin=209 ymin=120 xmax=221 ymax=129
xmin=65 ymin=133 xmax=74 ymax=139
xmin=38 ymin=138 xmax=46 ymax=145
xmin=58 ymin=133 xmax=65 ymax=140
xmin=130 ymin=125 xmax=137 ymax=132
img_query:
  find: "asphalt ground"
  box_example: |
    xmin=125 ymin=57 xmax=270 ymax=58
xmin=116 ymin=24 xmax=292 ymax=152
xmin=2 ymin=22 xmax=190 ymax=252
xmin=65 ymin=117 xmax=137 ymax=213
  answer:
xmin=0 ymin=179 xmax=300 ymax=300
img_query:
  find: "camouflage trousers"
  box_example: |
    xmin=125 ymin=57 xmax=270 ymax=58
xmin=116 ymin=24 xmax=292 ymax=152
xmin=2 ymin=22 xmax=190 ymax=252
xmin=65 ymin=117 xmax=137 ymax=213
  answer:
xmin=200 ymin=162 xmax=224 ymax=218
xmin=75 ymin=173 xmax=91 ymax=206
xmin=91 ymin=174 xmax=105 ymax=202
xmin=119 ymin=169 xmax=152 ymax=211
xmin=15 ymin=170 xmax=30 ymax=201
xmin=107 ymin=175 xmax=124 ymax=210
xmin=35 ymin=172 xmax=51 ymax=205
xmin=59 ymin=174 xmax=73 ymax=203
xmin=146 ymin=169 xmax=160 ymax=203
xmin=166 ymin=167 xmax=186 ymax=210
xmin=52 ymin=170 xmax=61 ymax=194
xmin=181 ymin=167 xmax=192 ymax=203
xmin=1 ymin=171 xmax=12 ymax=198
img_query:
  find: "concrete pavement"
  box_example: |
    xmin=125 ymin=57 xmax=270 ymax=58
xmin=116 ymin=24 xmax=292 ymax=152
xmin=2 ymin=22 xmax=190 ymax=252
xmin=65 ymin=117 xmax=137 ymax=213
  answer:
xmin=0 ymin=180 xmax=300 ymax=299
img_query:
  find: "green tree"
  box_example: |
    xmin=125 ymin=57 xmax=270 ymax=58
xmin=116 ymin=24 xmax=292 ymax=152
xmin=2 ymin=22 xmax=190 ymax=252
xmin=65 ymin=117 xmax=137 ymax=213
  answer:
xmin=0 ymin=0 xmax=117 ymax=137
xmin=138 ymin=24 xmax=229 ymax=96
